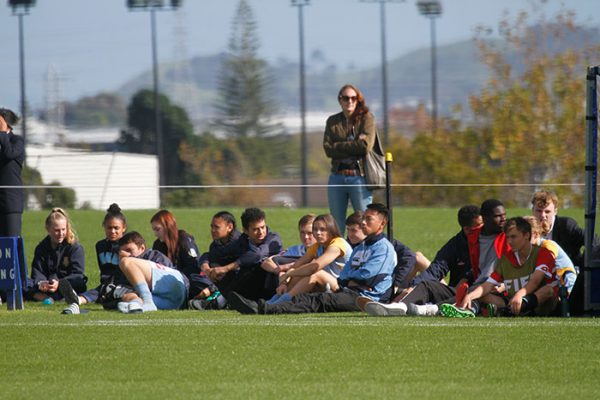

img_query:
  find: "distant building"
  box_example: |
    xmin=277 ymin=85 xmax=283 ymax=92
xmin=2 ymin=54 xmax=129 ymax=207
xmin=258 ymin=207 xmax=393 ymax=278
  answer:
xmin=27 ymin=144 xmax=159 ymax=210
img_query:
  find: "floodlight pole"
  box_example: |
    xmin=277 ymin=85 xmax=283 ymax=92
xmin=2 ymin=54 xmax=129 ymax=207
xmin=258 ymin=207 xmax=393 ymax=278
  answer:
xmin=360 ymin=0 xmax=404 ymax=147
xmin=150 ymin=7 xmax=165 ymax=206
xmin=417 ymin=0 xmax=442 ymax=134
xmin=9 ymin=1 xmax=36 ymax=160
xmin=18 ymin=12 xmax=26 ymax=150
xmin=127 ymin=1 xmax=182 ymax=206
xmin=292 ymin=0 xmax=309 ymax=208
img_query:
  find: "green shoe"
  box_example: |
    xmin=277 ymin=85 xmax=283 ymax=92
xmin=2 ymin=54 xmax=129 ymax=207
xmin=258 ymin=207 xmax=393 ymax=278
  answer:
xmin=439 ymin=303 xmax=475 ymax=318
xmin=482 ymin=303 xmax=497 ymax=317
xmin=206 ymin=290 xmax=221 ymax=302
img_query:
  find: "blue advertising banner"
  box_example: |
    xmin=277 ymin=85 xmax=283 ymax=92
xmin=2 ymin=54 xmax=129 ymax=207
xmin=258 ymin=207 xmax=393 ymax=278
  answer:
xmin=0 ymin=237 xmax=25 ymax=310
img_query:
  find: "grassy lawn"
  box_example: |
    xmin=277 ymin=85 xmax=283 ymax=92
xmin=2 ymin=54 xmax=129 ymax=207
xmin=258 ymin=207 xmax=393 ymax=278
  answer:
xmin=1 ymin=305 xmax=598 ymax=399
xmin=3 ymin=207 xmax=593 ymax=399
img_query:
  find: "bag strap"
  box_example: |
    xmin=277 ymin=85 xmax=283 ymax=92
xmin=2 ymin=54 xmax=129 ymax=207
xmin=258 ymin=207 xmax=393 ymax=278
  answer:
xmin=372 ymin=130 xmax=385 ymax=157
xmin=355 ymin=122 xmax=385 ymax=157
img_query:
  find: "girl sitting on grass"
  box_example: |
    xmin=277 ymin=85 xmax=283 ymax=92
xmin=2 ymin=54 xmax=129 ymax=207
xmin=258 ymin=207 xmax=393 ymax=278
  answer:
xmin=150 ymin=209 xmax=216 ymax=303
xmin=269 ymin=214 xmax=352 ymax=304
xmin=30 ymin=208 xmax=87 ymax=303
xmin=59 ymin=203 xmax=130 ymax=313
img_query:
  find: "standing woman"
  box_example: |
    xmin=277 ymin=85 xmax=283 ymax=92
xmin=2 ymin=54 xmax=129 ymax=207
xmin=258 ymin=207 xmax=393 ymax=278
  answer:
xmin=0 ymin=108 xmax=25 ymax=237
xmin=323 ymin=84 xmax=376 ymax=234
xmin=30 ymin=208 xmax=87 ymax=303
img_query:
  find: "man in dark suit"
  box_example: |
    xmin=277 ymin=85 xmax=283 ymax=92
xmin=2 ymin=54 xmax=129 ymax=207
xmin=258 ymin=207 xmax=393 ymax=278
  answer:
xmin=531 ymin=190 xmax=584 ymax=267
xmin=531 ymin=190 xmax=584 ymax=315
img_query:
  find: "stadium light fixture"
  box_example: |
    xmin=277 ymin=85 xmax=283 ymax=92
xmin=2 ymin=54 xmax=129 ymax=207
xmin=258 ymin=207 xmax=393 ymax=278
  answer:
xmin=9 ymin=0 xmax=36 ymax=157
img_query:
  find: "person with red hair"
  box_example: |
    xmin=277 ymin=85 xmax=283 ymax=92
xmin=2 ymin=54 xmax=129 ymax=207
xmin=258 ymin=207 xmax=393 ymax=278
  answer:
xmin=323 ymin=84 xmax=377 ymax=235
xmin=150 ymin=209 xmax=218 ymax=303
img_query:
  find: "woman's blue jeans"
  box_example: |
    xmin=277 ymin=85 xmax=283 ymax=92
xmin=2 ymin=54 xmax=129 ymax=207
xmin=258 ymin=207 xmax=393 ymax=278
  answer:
xmin=327 ymin=173 xmax=372 ymax=234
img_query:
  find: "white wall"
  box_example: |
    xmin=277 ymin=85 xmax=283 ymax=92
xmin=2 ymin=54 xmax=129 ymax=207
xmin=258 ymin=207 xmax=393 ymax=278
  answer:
xmin=26 ymin=145 xmax=159 ymax=210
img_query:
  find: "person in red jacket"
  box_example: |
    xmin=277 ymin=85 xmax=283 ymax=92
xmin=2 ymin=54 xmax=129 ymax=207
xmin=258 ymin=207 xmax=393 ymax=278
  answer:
xmin=362 ymin=199 xmax=510 ymax=317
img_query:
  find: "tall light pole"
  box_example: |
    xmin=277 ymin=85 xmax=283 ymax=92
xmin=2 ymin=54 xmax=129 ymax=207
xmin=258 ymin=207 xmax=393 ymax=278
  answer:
xmin=291 ymin=0 xmax=309 ymax=208
xmin=9 ymin=0 xmax=36 ymax=156
xmin=360 ymin=0 xmax=403 ymax=147
xmin=417 ymin=0 xmax=442 ymax=134
xmin=126 ymin=0 xmax=182 ymax=205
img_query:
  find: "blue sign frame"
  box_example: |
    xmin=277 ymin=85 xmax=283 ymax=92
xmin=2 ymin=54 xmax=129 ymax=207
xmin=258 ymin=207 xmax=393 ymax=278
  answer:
xmin=0 ymin=237 xmax=27 ymax=310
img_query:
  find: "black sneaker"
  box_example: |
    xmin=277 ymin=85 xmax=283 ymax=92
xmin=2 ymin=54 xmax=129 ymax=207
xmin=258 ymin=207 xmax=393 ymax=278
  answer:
xmin=228 ymin=291 xmax=259 ymax=314
xmin=58 ymin=279 xmax=80 ymax=305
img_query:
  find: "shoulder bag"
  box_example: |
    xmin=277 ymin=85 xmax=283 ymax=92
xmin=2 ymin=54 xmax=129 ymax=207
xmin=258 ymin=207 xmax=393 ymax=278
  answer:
xmin=363 ymin=130 xmax=386 ymax=191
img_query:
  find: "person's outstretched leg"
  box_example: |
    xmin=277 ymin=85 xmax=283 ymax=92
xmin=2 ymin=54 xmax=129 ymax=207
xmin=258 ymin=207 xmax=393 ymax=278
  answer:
xmin=119 ymin=257 xmax=157 ymax=311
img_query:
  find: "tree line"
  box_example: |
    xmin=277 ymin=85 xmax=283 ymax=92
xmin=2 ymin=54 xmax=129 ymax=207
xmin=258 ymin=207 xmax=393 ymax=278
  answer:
xmin=113 ymin=2 xmax=595 ymax=208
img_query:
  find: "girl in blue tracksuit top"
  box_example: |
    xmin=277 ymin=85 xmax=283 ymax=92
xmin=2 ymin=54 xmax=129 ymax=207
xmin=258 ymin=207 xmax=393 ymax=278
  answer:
xmin=30 ymin=208 xmax=87 ymax=302
xmin=72 ymin=203 xmax=128 ymax=305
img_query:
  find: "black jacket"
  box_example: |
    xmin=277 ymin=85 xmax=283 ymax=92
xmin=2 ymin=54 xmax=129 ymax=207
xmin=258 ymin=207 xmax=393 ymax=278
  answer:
xmin=411 ymin=230 xmax=471 ymax=288
xmin=0 ymin=131 xmax=24 ymax=213
xmin=237 ymin=229 xmax=283 ymax=269
xmin=95 ymin=239 xmax=127 ymax=286
xmin=391 ymin=239 xmax=417 ymax=288
xmin=152 ymin=230 xmax=201 ymax=278
xmin=549 ymin=216 xmax=584 ymax=267
xmin=199 ymin=230 xmax=242 ymax=267
xmin=31 ymin=236 xmax=87 ymax=284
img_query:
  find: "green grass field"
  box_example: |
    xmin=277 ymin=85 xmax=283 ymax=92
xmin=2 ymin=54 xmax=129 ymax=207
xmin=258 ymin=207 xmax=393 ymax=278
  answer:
xmin=2 ymin=207 xmax=597 ymax=399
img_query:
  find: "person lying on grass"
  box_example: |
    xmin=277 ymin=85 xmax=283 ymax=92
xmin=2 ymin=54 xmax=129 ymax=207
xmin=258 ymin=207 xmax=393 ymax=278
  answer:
xmin=443 ymin=216 xmax=558 ymax=317
xmin=116 ymin=231 xmax=189 ymax=313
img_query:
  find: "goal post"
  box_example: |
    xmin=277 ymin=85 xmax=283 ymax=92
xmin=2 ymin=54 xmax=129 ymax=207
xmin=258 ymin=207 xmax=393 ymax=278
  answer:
xmin=584 ymin=65 xmax=600 ymax=314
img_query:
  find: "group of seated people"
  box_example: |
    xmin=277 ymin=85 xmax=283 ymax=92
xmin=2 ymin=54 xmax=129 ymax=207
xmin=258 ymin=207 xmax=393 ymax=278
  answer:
xmin=14 ymin=189 xmax=584 ymax=317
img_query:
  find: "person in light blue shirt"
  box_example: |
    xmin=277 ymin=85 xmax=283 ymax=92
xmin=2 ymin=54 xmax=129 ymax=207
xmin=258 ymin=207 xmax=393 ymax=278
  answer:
xmin=227 ymin=203 xmax=397 ymax=314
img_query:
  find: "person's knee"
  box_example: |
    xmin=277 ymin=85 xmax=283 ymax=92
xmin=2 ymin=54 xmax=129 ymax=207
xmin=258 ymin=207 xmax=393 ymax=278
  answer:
xmin=309 ymin=272 xmax=322 ymax=286
xmin=119 ymin=256 xmax=137 ymax=272
xmin=535 ymin=285 xmax=556 ymax=303
xmin=415 ymin=251 xmax=431 ymax=271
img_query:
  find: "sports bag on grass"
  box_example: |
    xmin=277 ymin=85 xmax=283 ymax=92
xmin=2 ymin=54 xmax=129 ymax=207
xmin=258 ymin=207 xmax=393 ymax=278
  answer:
xmin=363 ymin=130 xmax=386 ymax=191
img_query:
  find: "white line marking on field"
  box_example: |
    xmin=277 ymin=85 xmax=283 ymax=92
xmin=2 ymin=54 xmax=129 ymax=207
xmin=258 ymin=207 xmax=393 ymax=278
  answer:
xmin=0 ymin=315 xmax=598 ymax=328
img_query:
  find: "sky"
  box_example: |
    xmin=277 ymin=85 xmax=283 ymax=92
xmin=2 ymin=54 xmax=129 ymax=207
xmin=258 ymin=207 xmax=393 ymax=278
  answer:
xmin=1 ymin=0 xmax=598 ymax=112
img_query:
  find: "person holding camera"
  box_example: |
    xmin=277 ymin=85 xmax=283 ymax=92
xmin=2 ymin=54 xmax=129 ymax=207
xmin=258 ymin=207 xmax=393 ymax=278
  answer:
xmin=0 ymin=108 xmax=25 ymax=237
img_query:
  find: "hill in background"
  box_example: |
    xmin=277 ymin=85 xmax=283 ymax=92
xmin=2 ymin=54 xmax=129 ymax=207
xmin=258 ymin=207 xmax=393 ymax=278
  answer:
xmin=58 ymin=24 xmax=599 ymax=132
